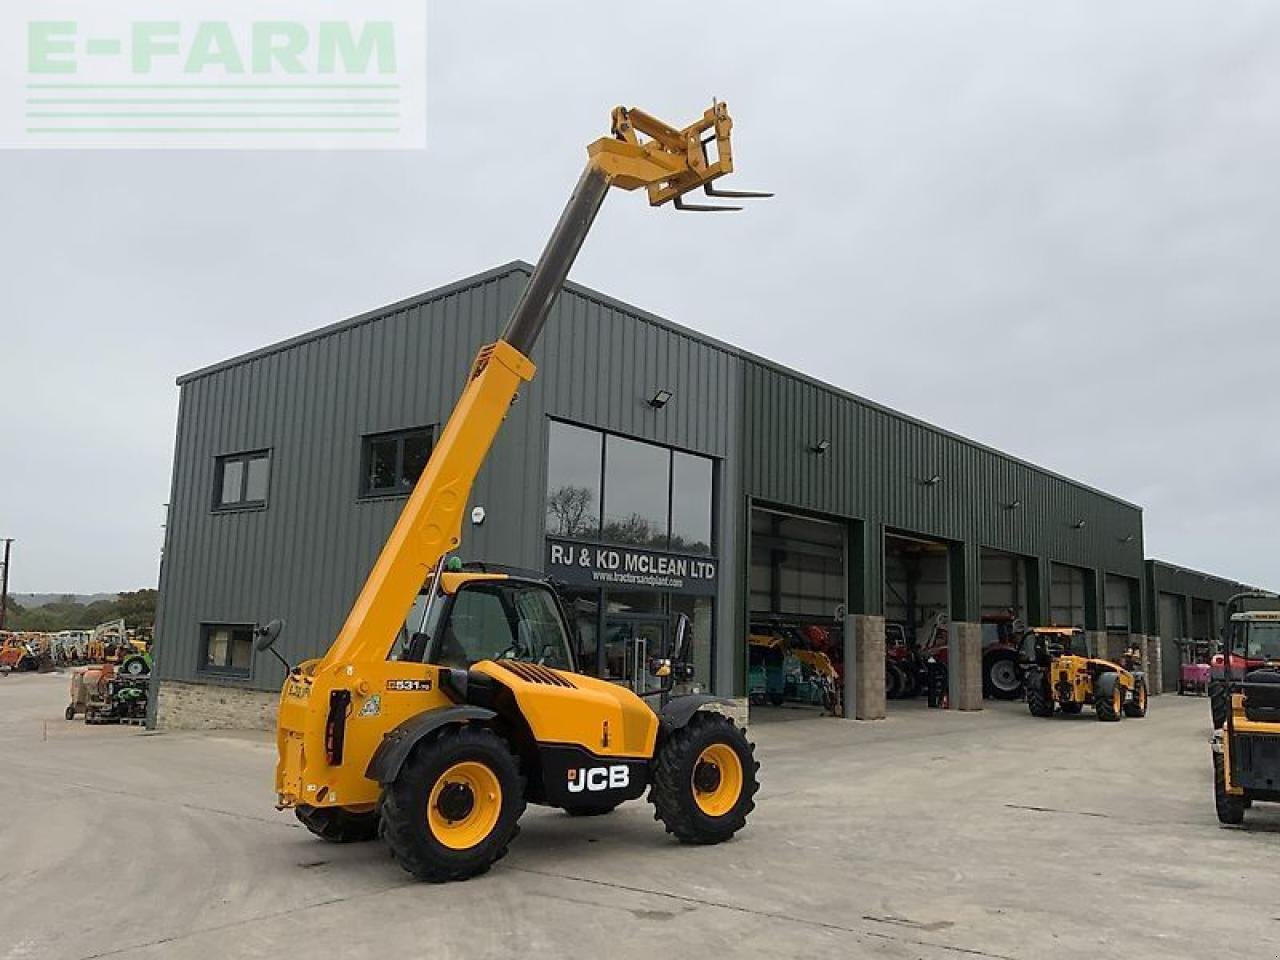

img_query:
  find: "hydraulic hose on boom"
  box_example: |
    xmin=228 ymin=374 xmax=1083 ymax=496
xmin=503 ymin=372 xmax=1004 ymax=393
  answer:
xmin=318 ymin=102 xmax=769 ymax=670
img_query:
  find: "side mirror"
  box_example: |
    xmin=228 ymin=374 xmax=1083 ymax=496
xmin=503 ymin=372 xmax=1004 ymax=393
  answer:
xmin=255 ymin=618 xmax=286 ymax=652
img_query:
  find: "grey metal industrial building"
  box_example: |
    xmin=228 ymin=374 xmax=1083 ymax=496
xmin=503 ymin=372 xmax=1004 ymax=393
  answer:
xmin=152 ymin=262 xmax=1257 ymax=725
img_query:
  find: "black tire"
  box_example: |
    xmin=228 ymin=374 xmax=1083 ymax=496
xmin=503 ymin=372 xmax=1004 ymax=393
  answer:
xmin=1123 ymin=678 xmax=1148 ymax=718
xmin=296 ymin=804 xmax=380 ymax=843
xmin=380 ymin=725 xmax=525 ymax=882
xmin=649 ymin=712 xmax=759 ymax=845
xmin=885 ymin=663 xmax=904 ymax=701
xmin=821 ymin=686 xmax=843 ymax=718
xmin=984 ymin=651 xmax=1023 ymax=701
xmin=65 ymin=704 xmax=76 ymax=721
xmin=1059 ymin=701 xmax=1084 ymax=715
xmin=120 ymin=656 xmax=149 ymax=677
xmin=564 ymin=803 xmax=618 ymax=817
xmin=1214 ymin=752 xmax=1245 ymax=825
xmin=1210 ymin=680 xmax=1229 ymax=729
xmin=1094 ymin=673 xmax=1123 ymax=722
xmin=1025 ymin=669 xmax=1055 ymax=717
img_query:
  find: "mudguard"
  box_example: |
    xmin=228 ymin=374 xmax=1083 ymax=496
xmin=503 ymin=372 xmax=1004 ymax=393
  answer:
xmin=365 ymin=705 xmax=496 ymax=784
xmin=657 ymin=694 xmax=738 ymax=741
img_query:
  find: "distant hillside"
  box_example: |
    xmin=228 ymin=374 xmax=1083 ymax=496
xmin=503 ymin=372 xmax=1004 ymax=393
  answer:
xmin=10 ymin=593 xmax=119 ymax=609
xmin=3 ymin=590 xmax=157 ymax=632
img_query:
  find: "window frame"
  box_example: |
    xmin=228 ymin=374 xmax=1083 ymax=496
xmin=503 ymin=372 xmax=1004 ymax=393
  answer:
xmin=198 ymin=622 xmax=256 ymax=678
xmin=212 ymin=450 xmax=271 ymax=512
xmin=545 ymin=418 xmax=717 ymax=555
xmin=358 ymin=425 xmax=436 ymax=500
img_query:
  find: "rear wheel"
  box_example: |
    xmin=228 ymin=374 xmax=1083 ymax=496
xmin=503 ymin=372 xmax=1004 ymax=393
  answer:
xmin=1025 ymin=669 xmax=1055 ymax=717
xmin=885 ymin=663 xmax=904 ymax=700
xmin=295 ymin=804 xmax=380 ymax=843
xmin=649 ymin=712 xmax=759 ymax=845
xmin=380 ymin=725 xmax=525 ymax=882
xmin=1094 ymin=674 xmax=1123 ymax=722
xmin=985 ymin=651 xmax=1023 ymax=701
xmin=65 ymin=704 xmax=76 ymax=721
xmin=1123 ymin=678 xmax=1148 ymax=718
xmin=1213 ymin=752 xmax=1246 ymax=825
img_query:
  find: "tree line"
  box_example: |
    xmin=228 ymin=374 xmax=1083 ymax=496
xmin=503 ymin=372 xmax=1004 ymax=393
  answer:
xmin=3 ymin=589 xmax=158 ymax=633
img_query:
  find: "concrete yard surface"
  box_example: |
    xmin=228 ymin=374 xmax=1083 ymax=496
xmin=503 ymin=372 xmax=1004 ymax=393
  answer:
xmin=2 ymin=673 xmax=1277 ymax=960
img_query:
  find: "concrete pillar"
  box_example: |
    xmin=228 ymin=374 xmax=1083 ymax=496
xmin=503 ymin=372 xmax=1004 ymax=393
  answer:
xmin=948 ymin=621 xmax=983 ymax=712
xmin=1148 ymin=635 xmax=1163 ymax=695
xmin=845 ymin=614 xmax=885 ymax=721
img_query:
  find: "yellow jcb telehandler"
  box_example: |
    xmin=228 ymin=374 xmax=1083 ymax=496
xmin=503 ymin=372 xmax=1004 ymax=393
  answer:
xmin=257 ymin=102 xmax=769 ymax=882
xmin=1022 ymin=627 xmax=1148 ymax=722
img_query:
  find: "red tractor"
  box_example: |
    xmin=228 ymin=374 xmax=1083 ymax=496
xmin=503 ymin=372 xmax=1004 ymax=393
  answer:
xmin=910 ymin=613 xmax=1026 ymax=701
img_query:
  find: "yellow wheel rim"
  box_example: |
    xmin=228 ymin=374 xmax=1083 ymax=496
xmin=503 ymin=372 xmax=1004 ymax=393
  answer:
xmin=1137 ymin=686 xmax=1147 ymax=712
xmin=427 ymin=761 xmax=502 ymax=850
xmin=692 ymin=743 xmax=744 ymax=818
xmin=1115 ymin=688 xmax=1123 ymax=714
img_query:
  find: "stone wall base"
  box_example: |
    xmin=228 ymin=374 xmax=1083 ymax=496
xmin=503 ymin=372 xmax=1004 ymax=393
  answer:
xmin=154 ymin=680 xmax=749 ymax=733
xmin=155 ymin=679 xmax=279 ymax=731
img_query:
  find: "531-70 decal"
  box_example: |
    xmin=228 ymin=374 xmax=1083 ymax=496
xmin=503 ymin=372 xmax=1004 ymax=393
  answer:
xmin=385 ymin=678 xmax=432 ymax=692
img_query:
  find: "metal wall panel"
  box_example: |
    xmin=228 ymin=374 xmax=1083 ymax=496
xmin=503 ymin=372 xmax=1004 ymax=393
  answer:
xmin=740 ymin=359 xmax=1148 ymax=622
xmin=155 ymin=264 xmax=739 ymax=692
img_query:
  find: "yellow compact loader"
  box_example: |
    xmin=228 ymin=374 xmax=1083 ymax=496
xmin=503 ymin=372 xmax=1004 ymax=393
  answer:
xmin=1211 ymin=611 xmax=1280 ymax=825
xmin=1022 ymin=627 xmax=1148 ymax=722
xmin=258 ymin=102 xmax=768 ymax=882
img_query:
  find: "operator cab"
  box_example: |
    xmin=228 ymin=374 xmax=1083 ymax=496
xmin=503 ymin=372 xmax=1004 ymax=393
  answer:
xmin=397 ymin=567 xmax=578 ymax=673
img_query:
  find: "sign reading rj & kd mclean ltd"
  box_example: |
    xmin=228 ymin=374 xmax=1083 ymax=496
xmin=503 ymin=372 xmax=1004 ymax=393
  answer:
xmin=545 ymin=538 xmax=717 ymax=596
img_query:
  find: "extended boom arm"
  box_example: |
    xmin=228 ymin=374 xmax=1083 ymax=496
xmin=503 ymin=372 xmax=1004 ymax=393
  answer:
xmin=319 ymin=102 xmax=767 ymax=670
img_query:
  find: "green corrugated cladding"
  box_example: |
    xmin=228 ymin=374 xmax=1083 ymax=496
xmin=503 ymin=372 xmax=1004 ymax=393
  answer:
xmin=1144 ymin=559 xmax=1260 ymax=639
xmin=156 ymin=260 xmax=1154 ymax=701
xmin=739 ymin=359 xmax=1148 ymax=625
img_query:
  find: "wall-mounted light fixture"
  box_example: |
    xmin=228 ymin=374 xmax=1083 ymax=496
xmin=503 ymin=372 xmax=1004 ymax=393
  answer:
xmin=648 ymin=389 xmax=673 ymax=409
xmin=1118 ymin=534 xmax=1135 ymax=544
xmin=1072 ymin=519 xmax=1087 ymax=529
xmin=810 ymin=439 xmax=831 ymax=455
xmin=920 ymin=474 xmax=942 ymax=487
xmin=1003 ymin=498 xmax=1023 ymax=510
xmin=471 ymin=505 xmax=486 ymax=526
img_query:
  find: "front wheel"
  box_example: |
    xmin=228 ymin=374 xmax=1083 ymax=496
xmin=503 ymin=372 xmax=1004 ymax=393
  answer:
xmin=296 ymin=804 xmax=380 ymax=843
xmin=1094 ymin=673 xmax=1123 ymax=722
xmin=1025 ymin=669 xmax=1055 ymax=717
xmin=1214 ymin=752 xmax=1246 ymax=825
xmin=380 ymin=725 xmax=525 ymax=882
xmin=649 ymin=713 xmax=759 ymax=845
xmin=1123 ymin=678 xmax=1148 ymax=718
xmin=1209 ymin=680 xmax=1229 ymax=729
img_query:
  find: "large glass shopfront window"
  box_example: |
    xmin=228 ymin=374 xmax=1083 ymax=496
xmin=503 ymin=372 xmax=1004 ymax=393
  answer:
xmin=545 ymin=420 xmax=715 ymax=555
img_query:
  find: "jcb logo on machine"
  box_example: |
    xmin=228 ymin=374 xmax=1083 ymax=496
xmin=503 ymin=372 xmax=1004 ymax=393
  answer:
xmin=567 ymin=765 xmax=630 ymax=793
xmin=385 ymin=679 xmax=432 ymax=692
xmin=286 ymin=682 xmax=310 ymax=700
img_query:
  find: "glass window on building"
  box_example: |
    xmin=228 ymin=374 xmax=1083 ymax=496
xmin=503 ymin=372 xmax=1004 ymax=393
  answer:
xmin=214 ymin=451 xmax=270 ymax=510
xmin=545 ymin=421 xmax=602 ymax=538
xmin=602 ymin=434 xmax=670 ymax=548
xmin=360 ymin=426 xmax=435 ymax=498
xmin=670 ymin=452 xmax=713 ymax=554
xmin=200 ymin=623 xmax=254 ymax=677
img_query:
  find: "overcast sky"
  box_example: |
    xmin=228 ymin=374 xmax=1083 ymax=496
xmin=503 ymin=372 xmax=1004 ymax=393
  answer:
xmin=2 ymin=0 xmax=1278 ymax=594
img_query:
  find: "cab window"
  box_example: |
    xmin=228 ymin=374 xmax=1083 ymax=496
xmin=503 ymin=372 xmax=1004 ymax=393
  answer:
xmin=427 ymin=582 xmax=574 ymax=670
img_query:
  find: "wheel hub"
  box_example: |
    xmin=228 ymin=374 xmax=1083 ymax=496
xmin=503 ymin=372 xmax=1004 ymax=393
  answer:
xmin=435 ymin=781 xmax=476 ymax=822
xmin=693 ymin=759 xmax=722 ymax=793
